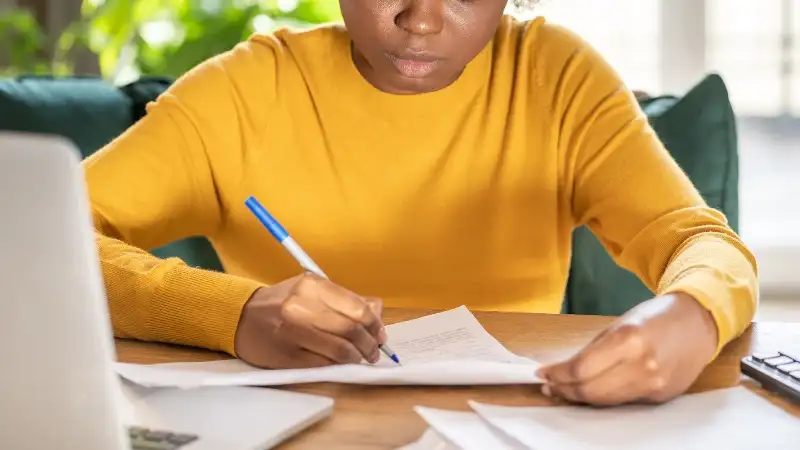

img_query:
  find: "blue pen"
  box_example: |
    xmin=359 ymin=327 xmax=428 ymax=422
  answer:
xmin=244 ymin=195 xmax=401 ymax=365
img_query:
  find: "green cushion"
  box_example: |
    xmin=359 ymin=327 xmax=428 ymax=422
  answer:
xmin=150 ymin=236 xmax=224 ymax=272
xmin=0 ymin=75 xmax=132 ymax=157
xmin=118 ymin=76 xmax=174 ymax=122
xmin=564 ymin=74 xmax=739 ymax=316
xmin=0 ymin=74 xmax=223 ymax=273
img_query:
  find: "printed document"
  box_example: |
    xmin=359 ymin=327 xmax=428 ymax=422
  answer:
xmin=468 ymin=386 xmax=799 ymax=450
xmin=115 ymin=306 xmax=542 ymax=388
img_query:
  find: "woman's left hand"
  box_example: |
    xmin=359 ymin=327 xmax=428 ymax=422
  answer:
xmin=536 ymin=292 xmax=719 ymax=406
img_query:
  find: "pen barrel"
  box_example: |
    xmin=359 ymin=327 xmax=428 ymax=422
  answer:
xmin=380 ymin=344 xmax=398 ymax=360
xmin=281 ymin=237 xmax=328 ymax=279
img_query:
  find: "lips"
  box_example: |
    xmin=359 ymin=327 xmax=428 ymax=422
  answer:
xmin=386 ymin=52 xmax=443 ymax=79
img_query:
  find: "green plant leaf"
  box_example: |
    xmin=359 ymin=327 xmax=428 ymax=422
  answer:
xmin=0 ymin=10 xmax=48 ymax=74
xmin=4 ymin=0 xmax=344 ymax=80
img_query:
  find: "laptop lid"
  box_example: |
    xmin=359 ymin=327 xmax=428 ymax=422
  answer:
xmin=0 ymin=132 xmax=128 ymax=450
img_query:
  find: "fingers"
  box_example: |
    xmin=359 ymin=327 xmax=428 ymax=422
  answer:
xmin=543 ymin=360 xmax=651 ymax=406
xmin=538 ymin=323 xmax=645 ymax=385
xmin=537 ymin=324 xmax=677 ymax=405
xmin=543 ymin=354 xmax=675 ymax=406
xmin=292 ymin=349 xmax=338 ymax=368
xmin=280 ymin=274 xmax=386 ymax=363
xmin=272 ymin=344 xmax=337 ymax=369
xmin=240 ymin=346 xmax=336 ymax=370
xmin=312 ymin=277 xmax=386 ymax=343
xmin=283 ymin=294 xmax=380 ymax=363
xmin=365 ymin=296 xmax=388 ymax=343
xmin=280 ymin=320 xmax=376 ymax=365
xmin=234 ymin=310 xmax=338 ymax=369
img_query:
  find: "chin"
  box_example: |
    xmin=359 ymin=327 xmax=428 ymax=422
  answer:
xmin=385 ymin=73 xmax=453 ymax=95
xmin=395 ymin=80 xmax=442 ymax=94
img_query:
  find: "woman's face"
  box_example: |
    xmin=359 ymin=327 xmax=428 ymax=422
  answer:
xmin=340 ymin=0 xmax=507 ymax=95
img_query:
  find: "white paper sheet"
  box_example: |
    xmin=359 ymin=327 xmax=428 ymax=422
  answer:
xmin=395 ymin=428 xmax=459 ymax=450
xmin=469 ymin=386 xmax=800 ymax=450
xmin=413 ymin=406 xmax=526 ymax=450
xmin=114 ymin=306 xmax=542 ymax=388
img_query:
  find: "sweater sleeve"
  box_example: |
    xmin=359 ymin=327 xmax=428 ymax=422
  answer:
xmin=544 ymin=24 xmax=758 ymax=356
xmin=82 ymin=38 xmax=276 ymax=355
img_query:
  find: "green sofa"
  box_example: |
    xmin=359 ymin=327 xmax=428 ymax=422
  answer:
xmin=0 ymin=73 xmax=739 ymax=316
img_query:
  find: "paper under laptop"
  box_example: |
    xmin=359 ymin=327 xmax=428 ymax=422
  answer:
xmin=115 ymin=306 xmax=542 ymax=388
xmin=465 ymin=386 xmax=798 ymax=450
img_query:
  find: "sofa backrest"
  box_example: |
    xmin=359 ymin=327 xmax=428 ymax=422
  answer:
xmin=0 ymin=75 xmax=132 ymax=157
xmin=0 ymin=75 xmax=224 ymax=273
xmin=565 ymin=74 xmax=739 ymax=315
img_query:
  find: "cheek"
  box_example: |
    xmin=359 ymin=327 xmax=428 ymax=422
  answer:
xmin=444 ymin=1 xmax=474 ymax=29
xmin=444 ymin=5 xmax=499 ymax=58
xmin=341 ymin=0 xmax=403 ymax=44
xmin=445 ymin=2 xmax=501 ymax=39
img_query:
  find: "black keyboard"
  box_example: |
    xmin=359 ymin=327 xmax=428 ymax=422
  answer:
xmin=740 ymin=351 xmax=800 ymax=404
xmin=128 ymin=426 xmax=200 ymax=450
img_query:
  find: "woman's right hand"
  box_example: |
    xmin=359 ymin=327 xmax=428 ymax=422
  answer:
xmin=233 ymin=273 xmax=388 ymax=369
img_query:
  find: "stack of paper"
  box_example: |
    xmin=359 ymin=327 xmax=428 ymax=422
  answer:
xmin=403 ymin=386 xmax=799 ymax=449
xmin=412 ymin=407 xmax=525 ymax=449
xmin=115 ymin=306 xmax=542 ymax=388
xmin=396 ymin=429 xmax=460 ymax=450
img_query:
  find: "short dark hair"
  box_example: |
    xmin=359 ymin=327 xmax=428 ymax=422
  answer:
xmin=511 ymin=0 xmax=539 ymax=10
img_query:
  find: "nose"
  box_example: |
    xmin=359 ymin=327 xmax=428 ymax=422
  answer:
xmin=394 ymin=0 xmax=444 ymax=36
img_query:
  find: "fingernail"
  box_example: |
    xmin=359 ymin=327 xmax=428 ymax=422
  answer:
xmin=370 ymin=349 xmax=381 ymax=363
xmin=541 ymin=384 xmax=552 ymax=397
xmin=379 ymin=327 xmax=388 ymax=344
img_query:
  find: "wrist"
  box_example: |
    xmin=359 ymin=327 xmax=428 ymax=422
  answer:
xmin=670 ymin=291 xmax=720 ymax=352
xmin=234 ymin=285 xmax=280 ymax=354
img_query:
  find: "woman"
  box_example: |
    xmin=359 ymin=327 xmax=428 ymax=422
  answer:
xmin=83 ymin=0 xmax=757 ymax=406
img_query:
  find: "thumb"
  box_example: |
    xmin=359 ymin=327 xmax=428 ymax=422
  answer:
xmin=537 ymin=327 xmax=631 ymax=384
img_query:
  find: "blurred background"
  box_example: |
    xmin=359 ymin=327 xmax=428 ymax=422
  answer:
xmin=1 ymin=0 xmax=798 ymax=320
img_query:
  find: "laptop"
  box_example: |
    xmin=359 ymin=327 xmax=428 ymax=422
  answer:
xmin=0 ymin=132 xmax=334 ymax=450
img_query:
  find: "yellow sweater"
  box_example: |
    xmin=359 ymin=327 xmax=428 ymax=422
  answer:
xmin=83 ymin=16 xmax=758 ymax=358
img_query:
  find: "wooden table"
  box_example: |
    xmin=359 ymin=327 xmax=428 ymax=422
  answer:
xmin=115 ymin=309 xmax=800 ymax=449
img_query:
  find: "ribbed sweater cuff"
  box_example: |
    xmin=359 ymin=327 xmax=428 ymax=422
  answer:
xmin=148 ymin=264 xmax=264 ymax=356
xmin=659 ymin=269 xmax=751 ymax=361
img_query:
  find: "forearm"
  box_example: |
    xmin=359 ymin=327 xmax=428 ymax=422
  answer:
xmin=97 ymin=233 xmax=263 ymax=355
xmin=657 ymin=229 xmax=758 ymax=356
